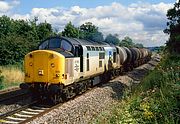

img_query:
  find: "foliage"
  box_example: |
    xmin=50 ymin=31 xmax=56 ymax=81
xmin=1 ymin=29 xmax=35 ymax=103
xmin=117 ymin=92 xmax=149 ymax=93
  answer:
xmin=0 ymin=70 xmax=4 ymax=90
xmin=0 ymin=16 xmax=54 ymax=65
xmin=61 ymin=21 xmax=104 ymax=42
xmin=136 ymin=55 xmax=180 ymax=123
xmin=37 ymin=22 xmax=53 ymax=41
xmin=87 ymin=31 xmax=104 ymax=42
xmin=0 ymin=34 xmax=29 ymax=65
xmin=164 ymin=1 xmax=180 ymax=53
xmin=104 ymin=34 xmax=120 ymax=45
xmin=119 ymin=36 xmax=135 ymax=47
xmin=119 ymin=36 xmax=144 ymax=48
xmin=129 ymin=55 xmax=180 ymax=123
xmin=0 ymin=16 xmax=12 ymax=38
xmin=80 ymin=22 xmax=104 ymax=42
xmin=93 ymin=54 xmax=180 ymax=124
xmin=62 ymin=22 xmax=81 ymax=38
xmin=80 ymin=22 xmax=98 ymax=34
xmin=135 ymin=43 xmax=144 ymax=48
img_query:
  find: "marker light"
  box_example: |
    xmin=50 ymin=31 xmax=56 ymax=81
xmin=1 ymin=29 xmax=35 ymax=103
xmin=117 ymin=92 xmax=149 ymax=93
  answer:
xmin=51 ymin=63 xmax=55 ymax=68
xmin=29 ymin=62 xmax=33 ymax=66
xmin=56 ymin=74 xmax=60 ymax=77
xmin=29 ymin=54 xmax=33 ymax=58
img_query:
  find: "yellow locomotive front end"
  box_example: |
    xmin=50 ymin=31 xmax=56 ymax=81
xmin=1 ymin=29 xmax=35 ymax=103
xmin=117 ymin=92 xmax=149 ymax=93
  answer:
xmin=20 ymin=36 xmax=78 ymax=103
xmin=20 ymin=49 xmax=66 ymax=103
xmin=20 ymin=49 xmax=66 ymax=102
xmin=24 ymin=50 xmax=65 ymax=84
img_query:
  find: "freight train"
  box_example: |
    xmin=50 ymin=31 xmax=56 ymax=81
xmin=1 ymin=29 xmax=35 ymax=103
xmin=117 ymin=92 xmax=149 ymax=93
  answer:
xmin=20 ymin=36 xmax=151 ymax=103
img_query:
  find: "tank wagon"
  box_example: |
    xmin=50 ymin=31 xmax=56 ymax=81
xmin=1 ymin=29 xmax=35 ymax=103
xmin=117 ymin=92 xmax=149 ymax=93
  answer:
xmin=20 ymin=36 xmax=151 ymax=103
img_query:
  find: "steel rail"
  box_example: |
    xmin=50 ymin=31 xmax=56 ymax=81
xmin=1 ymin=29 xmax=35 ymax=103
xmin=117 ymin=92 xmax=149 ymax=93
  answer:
xmin=0 ymin=89 xmax=29 ymax=103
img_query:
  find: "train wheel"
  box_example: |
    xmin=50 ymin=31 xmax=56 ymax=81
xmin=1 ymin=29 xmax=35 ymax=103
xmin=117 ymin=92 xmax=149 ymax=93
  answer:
xmin=30 ymin=87 xmax=41 ymax=102
xmin=50 ymin=94 xmax=57 ymax=104
xmin=61 ymin=90 xmax=68 ymax=102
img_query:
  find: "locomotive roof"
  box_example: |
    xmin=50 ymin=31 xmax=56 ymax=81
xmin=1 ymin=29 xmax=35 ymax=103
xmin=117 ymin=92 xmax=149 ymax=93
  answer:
xmin=43 ymin=36 xmax=110 ymax=47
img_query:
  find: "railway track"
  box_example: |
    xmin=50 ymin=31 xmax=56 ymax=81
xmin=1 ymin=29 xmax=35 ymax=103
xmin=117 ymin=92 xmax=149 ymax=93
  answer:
xmin=0 ymin=87 xmax=29 ymax=103
xmin=0 ymin=87 xmax=54 ymax=124
xmin=0 ymin=85 xmax=98 ymax=124
xmin=0 ymin=87 xmax=20 ymax=95
xmin=0 ymin=80 xmax=98 ymax=123
xmin=0 ymin=101 xmax=51 ymax=124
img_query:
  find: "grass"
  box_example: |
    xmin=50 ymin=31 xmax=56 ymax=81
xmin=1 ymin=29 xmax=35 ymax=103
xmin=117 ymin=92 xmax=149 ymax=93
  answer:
xmin=0 ymin=65 xmax=24 ymax=90
xmin=93 ymin=54 xmax=180 ymax=124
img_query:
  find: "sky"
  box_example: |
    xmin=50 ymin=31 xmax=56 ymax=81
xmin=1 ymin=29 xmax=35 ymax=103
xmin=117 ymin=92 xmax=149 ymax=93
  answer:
xmin=0 ymin=0 xmax=176 ymax=47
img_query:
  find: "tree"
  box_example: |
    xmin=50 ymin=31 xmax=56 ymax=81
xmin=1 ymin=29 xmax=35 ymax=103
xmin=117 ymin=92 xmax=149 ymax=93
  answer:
xmin=88 ymin=31 xmax=104 ymax=42
xmin=135 ymin=43 xmax=144 ymax=48
xmin=61 ymin=21 xmax=104 ymax=41
xmin=119 ymin=36 xmax=135 ymax=47
xmin=62 ymin=22 xmax=80 ymax=38
xmin=164 ymin=0 xmax=180 ymax=53
xmin=80 ymin=22 xmax=98 ymax=34
xmin=0 ymin=16 xmax=13 ymax=38
xmin=37 ymin=22 xmax=53 ymax=40
xmin=0 ymin=16 xmax=54 ymax=65
xmin=12 ymin=19 xmax=31 ymax=36
xmin=104 ymin=34 xmax=120 ymax=45
xmin=0 ymin=34 xmax=29 ymax=65
xmin=80 ymin=22 xmax=104 ymax=41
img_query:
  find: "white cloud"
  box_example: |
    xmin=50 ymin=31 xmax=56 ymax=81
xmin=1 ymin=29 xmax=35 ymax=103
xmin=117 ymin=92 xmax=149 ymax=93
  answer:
xmin=1 ymin=1 xmax=174 ymax=47
xmin=12 ymin=14 xmax=30 ymax=20
xmin=0 ymin=0 xmax=20 ymax=13
xmin=0 ymin=1 xmax=11 ymax=12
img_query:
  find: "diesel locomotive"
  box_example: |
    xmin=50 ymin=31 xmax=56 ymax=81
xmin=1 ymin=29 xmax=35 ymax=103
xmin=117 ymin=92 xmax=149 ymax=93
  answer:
xmin=20 ymin=36 xmax=151 ymax=103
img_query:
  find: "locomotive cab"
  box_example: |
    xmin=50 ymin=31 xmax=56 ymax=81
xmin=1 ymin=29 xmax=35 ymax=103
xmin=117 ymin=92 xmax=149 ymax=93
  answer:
xmin=20 ymin=37 xmax=74 ymax=91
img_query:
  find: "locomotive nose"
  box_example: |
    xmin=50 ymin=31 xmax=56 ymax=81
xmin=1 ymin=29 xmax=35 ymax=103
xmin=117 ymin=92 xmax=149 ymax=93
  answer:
xmin=24 ymin=50 xmax=65 ymax=84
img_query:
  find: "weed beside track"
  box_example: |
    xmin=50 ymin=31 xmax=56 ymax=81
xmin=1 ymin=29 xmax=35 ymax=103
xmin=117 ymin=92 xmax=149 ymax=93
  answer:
xmin=93 ymin=54 xmax=180 ymax=124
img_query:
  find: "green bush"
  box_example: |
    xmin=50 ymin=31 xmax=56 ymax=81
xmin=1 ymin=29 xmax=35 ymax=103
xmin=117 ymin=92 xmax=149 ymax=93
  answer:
xmin=93 ymin=54 xmax=180 ymax=124
xmin=0 ymin=16 xmax=54 ymax=66
xmin=127 ymin=54 xmax=180 ymax=124
xmin=0 ymin=70 xmax=4 ymax=90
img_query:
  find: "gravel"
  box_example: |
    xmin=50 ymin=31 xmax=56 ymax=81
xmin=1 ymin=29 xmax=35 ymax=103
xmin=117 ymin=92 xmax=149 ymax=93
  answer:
xmin=0 ymin=104 xmax=21 ymax=115
xmin=28 ymin=55 xmax=160 ymax=124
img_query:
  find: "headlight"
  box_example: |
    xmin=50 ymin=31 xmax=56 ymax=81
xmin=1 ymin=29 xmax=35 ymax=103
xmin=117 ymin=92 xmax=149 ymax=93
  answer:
xmin=38 ymin=70 xmax=44 ymax=75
